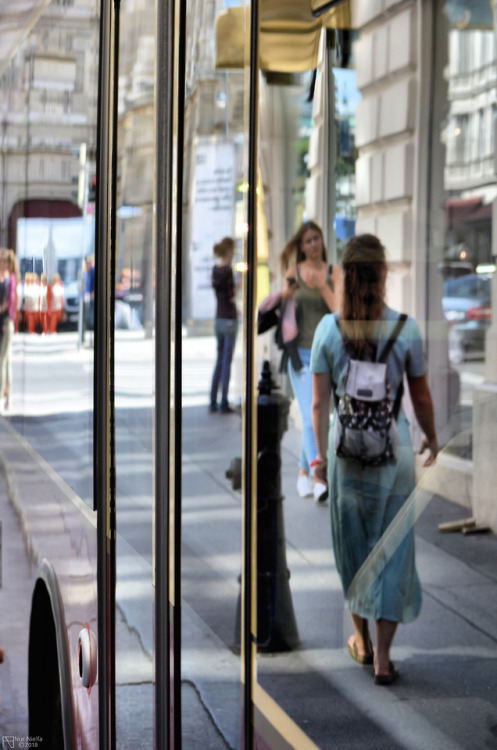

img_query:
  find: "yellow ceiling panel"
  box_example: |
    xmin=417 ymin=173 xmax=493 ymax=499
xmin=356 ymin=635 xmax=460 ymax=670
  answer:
xmin=215 ymin=1 xmax=353 ymax=72
xmin=259 ymin=27 xmax=322 ymax=72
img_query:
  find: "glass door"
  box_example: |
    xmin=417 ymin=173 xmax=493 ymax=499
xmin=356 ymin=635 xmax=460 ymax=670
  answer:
xmin=111 ymin=0 xmax=156 ymax=746
xmin=178 ymin=1 xmax=251 ymax=747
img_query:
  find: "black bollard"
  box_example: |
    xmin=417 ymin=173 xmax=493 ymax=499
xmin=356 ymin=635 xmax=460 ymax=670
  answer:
xmin=225 ymin=457 xmax=241 ymax=490
xmin=234 ymin=360 xmax=299 ymax=652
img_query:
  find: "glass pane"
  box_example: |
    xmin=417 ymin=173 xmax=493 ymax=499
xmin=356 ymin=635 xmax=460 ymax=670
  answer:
xmin=114 ymin=0 xmax=156 ymax=745
xmin=439 ymin=14 xmax=495 ymax=448
xmin=0 ymin=0 xmax=99 ymax=743
xmin=254 ymin=13 xmax=363 ymax=747
xmin=253 ymin=3 xmax=497 ymax=749
xmin=7 ymin=6 xmax=96 ymax=504
xmin=180 ymin=1 xmax=247 ymax=746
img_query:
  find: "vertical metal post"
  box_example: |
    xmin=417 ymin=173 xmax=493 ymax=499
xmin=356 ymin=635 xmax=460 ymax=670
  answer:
xmin=242 ymin=1 xmax=260 ymax=747
xmin=95 ymin=0 xmax=118 ymax=746
xmin=155 ymin=0 xmax=186 ymax=747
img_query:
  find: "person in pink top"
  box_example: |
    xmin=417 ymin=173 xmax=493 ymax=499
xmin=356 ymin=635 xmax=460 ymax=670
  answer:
xmin=0 ymin=249 xmax=17 ymax=410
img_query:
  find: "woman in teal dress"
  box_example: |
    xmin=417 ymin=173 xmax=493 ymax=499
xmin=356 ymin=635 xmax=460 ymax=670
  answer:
xmin=310 ymin=234 xmax=438 ymax=685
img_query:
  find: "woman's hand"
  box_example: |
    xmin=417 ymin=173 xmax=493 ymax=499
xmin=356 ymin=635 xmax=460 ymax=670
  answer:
xmin=281 ymin=275 xmax=298 ymax=301
xmin=419 ymin=435 xmax=439 ymax=467
xmin=311 ymin=456 xmax=328 ymax=486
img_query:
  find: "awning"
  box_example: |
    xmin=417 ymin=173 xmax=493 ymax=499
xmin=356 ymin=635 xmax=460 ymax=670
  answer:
xmin=445 ymin=197 xmax=492 ymax=227
xmin=215 ymin=0 xmax=353 ymax=73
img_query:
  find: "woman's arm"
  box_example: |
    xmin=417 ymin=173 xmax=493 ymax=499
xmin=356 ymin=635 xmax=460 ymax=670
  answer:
xmin=407 ymin=373 xmax=439 ymax=466
xmin=312 ymin=372 xmax=332 ymax=483
xmin=280 ymin=264 xmax=299 ymax=303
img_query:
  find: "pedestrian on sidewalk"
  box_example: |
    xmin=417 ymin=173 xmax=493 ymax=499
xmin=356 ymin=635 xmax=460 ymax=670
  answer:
xmin=48 ymin=273 xmax=64 ymax=334
xmin=39 ymin=273 xmax=49 ymax=335
xmin=279 ymin=221 xmax=341 ymax=503
xmin=209 ymin=237 xmax=239 ymax=414
xmin=310 ymin=233 xmax=438 ymax=685
xmin=0 ymin=249 xmax=17 ymax=411
xmin=24 ymin=273 xmax=40 ymax=334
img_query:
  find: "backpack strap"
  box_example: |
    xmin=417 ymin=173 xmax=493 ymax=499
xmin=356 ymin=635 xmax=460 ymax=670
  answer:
xmin=378 ymin=313 xmax=408 ymax=363
xmin=327 ymin=264 xmax=335 ymax=293
xmin=392 ymin=378 xmax=404 ymax=419
xmin=379 ymin=313 xmax=408 ymax=418
xmin=330 ymin=313 xmax=341 ymax=409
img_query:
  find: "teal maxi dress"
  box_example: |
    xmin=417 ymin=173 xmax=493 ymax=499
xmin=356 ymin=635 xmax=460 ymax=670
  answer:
xmin=310 ymin=306 xmax=425 ymax=623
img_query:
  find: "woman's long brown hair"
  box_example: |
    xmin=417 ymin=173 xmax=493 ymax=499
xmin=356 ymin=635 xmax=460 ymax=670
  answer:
xmin=280 ymin=220 xmax=327 ymax=272
xmin=340 ymin=234 xmax=387 ymax=357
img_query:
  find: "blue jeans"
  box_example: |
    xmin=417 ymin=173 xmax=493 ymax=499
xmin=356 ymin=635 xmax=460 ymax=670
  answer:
xmin=210 ymin=318 xmax=238 ymax=409
xmin=287 ymin=347 xmax=318 ymax=474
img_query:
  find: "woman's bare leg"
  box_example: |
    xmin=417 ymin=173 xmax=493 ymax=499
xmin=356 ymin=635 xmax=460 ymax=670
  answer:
xmin=348 ymin=612 xmax=373 ymax=658
xmin=374 ymin=618 xmax=398 ymax=676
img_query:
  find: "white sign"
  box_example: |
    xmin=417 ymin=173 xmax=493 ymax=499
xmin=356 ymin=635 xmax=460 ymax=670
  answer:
xmin=190 ymin=140 xmax=235 ymax=320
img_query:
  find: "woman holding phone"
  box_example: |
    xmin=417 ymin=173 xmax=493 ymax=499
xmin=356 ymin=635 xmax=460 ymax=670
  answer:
xmin=279 ymin=221 xmax=342 ymax=502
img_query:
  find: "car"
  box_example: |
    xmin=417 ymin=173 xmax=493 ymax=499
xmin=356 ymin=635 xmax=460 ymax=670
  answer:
xmin=442 ymin=272 xmax=493 ymax=363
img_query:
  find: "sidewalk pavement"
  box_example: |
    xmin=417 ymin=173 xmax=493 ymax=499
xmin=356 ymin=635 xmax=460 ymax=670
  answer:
xmin=182 ymin=396 xmax=497 ymax=750
xmin=0 ymin=362 xmax=497 ymax=748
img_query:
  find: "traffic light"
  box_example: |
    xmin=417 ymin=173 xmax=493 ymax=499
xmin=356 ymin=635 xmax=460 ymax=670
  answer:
xmin=77 ymin=143 xmax=87 ymax=209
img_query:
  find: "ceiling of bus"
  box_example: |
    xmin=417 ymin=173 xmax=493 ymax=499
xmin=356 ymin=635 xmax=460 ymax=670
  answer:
xmin=0 ymin=0 xmax=52 ymax=77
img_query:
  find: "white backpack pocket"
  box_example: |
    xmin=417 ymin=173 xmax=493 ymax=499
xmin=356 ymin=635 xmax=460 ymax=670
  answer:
xmin=345 ymin=360 xmax=387 ymax=401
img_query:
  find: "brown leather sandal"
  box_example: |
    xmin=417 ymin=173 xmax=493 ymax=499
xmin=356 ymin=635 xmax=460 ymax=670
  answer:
xmin=374 ymin=662 xmax=399 ymax=685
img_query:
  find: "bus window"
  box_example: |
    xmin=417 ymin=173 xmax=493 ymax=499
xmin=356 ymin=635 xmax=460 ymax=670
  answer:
xmin=0 ymin=0 xmax=99 ymax=745
xmin=111 ymin=0 xmax=157 ymax=743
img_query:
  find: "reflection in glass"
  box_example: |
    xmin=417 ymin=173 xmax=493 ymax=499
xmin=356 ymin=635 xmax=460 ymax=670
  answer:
xmin=180 ymin=1 xmax=246 ymax=745
xmin=0 ymin=1 xmax=99 ymax=740
xmin=114 ymin=0 xmax=156 ymax=745
xmin=2 ymin=0 xmax=98 ymax=504
xmin=440 ymin=15 xmax=495 ymax=450
xmin=254 ymin=3 xmax=497 ymax=748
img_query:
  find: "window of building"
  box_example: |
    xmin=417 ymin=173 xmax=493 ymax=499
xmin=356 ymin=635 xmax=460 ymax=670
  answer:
xmin=454 ymin=114 xmax=469 ymax=163
xmin=478 ymin=108 xmax=485 ymax=155
xmin=490 ymin=102 xmax=497 ymax=154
